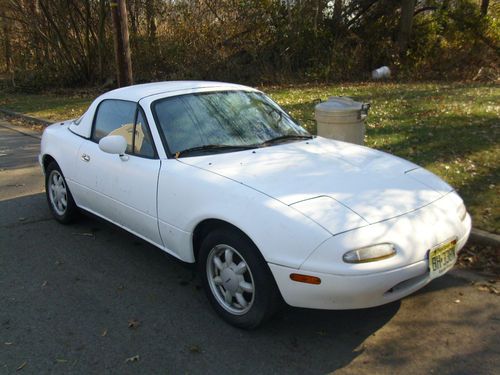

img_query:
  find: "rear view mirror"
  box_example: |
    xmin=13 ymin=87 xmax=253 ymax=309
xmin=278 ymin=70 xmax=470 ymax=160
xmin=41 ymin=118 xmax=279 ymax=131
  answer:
xmin=99 ymin=135 xmax=127 ymax=155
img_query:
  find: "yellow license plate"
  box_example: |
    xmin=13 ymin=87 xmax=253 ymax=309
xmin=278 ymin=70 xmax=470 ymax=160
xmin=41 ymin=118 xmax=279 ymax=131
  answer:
xmin=429 ymin=238 xmax=457 ymax=279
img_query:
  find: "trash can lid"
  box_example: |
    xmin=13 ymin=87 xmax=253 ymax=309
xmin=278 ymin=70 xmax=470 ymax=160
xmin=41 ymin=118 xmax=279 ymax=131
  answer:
xmin=315 ymin=96 xmax=364 ymax=115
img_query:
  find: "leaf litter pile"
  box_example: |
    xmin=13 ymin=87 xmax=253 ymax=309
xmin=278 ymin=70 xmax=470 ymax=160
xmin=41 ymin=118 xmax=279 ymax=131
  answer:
xmin=457 ymin=243 xmax=500 ymax=277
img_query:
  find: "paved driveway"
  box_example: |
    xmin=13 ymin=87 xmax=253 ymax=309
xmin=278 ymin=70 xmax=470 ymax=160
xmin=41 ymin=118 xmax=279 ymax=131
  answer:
xmin=0 ymin=120 xmax=499 ymax=374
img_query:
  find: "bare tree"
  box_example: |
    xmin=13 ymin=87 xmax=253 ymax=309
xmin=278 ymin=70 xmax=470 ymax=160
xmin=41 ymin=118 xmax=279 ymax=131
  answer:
xmin=110 ymin=0 xmax=133 ymax=87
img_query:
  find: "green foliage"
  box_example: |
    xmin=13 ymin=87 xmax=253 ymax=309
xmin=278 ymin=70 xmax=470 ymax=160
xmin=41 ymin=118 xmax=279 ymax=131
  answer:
xmin=399 ymin=0 xmax=500 ymax=79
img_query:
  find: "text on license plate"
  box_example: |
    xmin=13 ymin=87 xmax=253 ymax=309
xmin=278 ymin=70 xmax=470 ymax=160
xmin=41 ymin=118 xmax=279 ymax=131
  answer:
xmin=429 ymin=238 xmax=457 ymax=279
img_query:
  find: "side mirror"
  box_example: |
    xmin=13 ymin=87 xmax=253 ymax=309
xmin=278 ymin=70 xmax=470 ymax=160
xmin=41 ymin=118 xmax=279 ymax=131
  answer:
xmin=99 ymin=135 xmax=127 ymax=155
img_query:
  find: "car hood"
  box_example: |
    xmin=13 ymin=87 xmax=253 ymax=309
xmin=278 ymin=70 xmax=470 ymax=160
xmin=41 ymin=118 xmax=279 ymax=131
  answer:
xmin=179 ymin=137 xmax=453 ymax=229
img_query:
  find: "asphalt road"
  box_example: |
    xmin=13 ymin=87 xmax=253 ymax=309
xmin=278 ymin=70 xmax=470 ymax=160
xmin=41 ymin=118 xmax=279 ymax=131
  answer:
xmin=1 ymin=120 xmax=499 ymax=375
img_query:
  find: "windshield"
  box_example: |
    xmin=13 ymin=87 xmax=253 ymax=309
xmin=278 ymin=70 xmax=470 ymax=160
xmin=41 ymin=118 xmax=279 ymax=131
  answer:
xmin=152 ymin=90 xmax=310 ymax=156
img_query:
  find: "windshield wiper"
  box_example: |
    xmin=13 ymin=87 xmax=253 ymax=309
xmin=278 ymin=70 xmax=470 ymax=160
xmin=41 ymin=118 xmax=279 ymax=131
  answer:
xmin=175 ymin=144 xmax=257 ymax=157
xmin=175 ymin=135 xmax=312 ymax=157
xmin=259 ymin=134 xmax=313 ymax=147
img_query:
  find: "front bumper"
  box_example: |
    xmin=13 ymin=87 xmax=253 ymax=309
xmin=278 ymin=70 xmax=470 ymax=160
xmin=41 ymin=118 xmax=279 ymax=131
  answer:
xmin=269 ymin=201 xmax=471 ymax=310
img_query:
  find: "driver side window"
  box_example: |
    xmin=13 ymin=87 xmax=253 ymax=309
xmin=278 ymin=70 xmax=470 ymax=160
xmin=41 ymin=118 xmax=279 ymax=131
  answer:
xmin=92 ymin=100 xmax=136 ymax=153
xmin=92 ymin=100 xmax=156 ymax=158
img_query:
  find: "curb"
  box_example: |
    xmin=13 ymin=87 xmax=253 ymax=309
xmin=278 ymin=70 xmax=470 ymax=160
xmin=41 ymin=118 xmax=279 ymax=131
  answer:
xmin=0 ymin=120 xmax=43 ymax=140
xmin=0 ymin=107 xmax=53 ymax=126
xmin=470 ymin=228 xmax=500 ymax=248
xmin=1 ymin=107 xmax=499 ymax=248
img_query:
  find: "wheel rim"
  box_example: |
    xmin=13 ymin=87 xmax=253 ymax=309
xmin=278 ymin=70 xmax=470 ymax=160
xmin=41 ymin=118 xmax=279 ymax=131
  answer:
xmin=48 ymin=170 xmax=68 ymax=216
xmin=206 ymin=244 xmax=255 ymax=315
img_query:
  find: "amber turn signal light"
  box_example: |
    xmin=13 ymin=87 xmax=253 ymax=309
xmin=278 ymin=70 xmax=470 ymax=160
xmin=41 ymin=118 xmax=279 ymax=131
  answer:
xmin=290 ymin=273 xmax=321 ymax=285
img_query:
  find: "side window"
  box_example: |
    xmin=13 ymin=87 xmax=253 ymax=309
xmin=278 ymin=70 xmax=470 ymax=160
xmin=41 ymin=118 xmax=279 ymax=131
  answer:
xmin=133 ymin=110 xmax=155 ymax=158
xmin=92 ymin=100 xmax=136 ymax=153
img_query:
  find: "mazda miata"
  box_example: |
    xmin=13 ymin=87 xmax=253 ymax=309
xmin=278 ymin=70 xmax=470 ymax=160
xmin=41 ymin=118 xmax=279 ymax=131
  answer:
xmin=40 ymin=81 xmax=471 ymax=328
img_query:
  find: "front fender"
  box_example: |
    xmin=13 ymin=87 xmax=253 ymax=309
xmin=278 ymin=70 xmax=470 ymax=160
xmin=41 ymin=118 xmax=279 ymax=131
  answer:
xmin=157 ymin=159 xmax=332 ymax=267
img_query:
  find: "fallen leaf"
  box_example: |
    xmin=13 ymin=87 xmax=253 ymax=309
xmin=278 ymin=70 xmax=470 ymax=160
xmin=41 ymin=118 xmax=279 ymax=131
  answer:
xmin=189 ymin=345 xmax=201 ymax=353
xmin=477 ymin=284 xmax=499 ymax=295
xmin=16 ymin=361 xmax=27 ymax=371
xmin=128 ymin=319 xmax=140 ymax=329
xmin=125 ymin=355 xmax=139 ymax=363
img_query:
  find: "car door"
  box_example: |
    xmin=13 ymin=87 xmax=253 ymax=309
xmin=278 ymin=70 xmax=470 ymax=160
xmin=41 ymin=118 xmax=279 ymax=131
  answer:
xmin=74 ymin=99 xmax=163 ymax=247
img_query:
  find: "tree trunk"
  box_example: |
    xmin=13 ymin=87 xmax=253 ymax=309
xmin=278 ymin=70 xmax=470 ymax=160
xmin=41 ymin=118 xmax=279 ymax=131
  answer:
xmin=0 ymin=6 xmax=13 ymax=82
xmin=481 ymin=0 xmax=489 ymax=16
xmin=98 ymin=0 xmax=107 ymax=82
xmin=146 ymin=0 xmax=157 ymax=42
xmin=27 ymin=0 xmax=43 ymax=65
xmin=127 ymin=0 xmax=137 ymax=35
xmin=110 ymin=0 xmax=133 ymax=87
xmin=398 ymin=0 xmax=416 ymax=56
xmin=285 ymin=0 xmax=293 ymax=28
xmin=313 ymin=0 xmax=320 ymax=35
xmin=84 ymin=0 xmax=92 ymax=81
xmin=333 ymin=0 xmax=342 ymax=26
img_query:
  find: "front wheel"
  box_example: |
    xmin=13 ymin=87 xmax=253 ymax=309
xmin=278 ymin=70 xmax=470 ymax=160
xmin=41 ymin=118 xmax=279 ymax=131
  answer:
xmin=45 ymin=161 xmax=78 ymax=224
xmin=198 ymin=228 xmax=282 ymax=329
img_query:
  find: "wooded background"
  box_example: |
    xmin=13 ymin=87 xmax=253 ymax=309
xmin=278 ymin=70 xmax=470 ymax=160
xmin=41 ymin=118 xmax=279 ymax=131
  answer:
xmin=0 ymin=0 xmax=498 ymax=90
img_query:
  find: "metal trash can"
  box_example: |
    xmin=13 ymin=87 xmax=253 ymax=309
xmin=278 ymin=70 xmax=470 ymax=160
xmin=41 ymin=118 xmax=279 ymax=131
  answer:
xmin=314 ymin=97 xmax=370 ymax=145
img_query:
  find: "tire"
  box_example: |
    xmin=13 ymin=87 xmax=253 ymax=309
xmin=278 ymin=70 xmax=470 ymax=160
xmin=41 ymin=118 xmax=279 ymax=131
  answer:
xmin=198 ymin=228 xmax=282 ymax=329
xmin=45 ymin=161 xmax=78 ymax=224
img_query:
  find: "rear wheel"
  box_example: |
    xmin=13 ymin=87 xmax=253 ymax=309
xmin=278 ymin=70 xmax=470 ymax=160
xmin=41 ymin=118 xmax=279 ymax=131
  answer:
xmin=45 ymin=161 xmax=78 ymax=224
xmin=198 ymin=228 xmax=282 ymax=329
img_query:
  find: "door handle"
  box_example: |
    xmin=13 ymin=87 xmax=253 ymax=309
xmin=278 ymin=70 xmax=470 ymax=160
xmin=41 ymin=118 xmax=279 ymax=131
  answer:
xmin=81 ymin=153 xmax=90 ymax=162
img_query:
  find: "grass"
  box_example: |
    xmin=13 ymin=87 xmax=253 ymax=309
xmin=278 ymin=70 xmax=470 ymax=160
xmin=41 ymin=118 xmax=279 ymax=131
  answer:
xmin=0 ymin=82 xmax=498 ymax=233
xmin=0 ymin=92 xmax=91 ymax=121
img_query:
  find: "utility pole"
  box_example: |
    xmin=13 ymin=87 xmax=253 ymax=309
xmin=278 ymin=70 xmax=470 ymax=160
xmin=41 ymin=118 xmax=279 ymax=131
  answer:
xmin=110 ymin=0 xmax=133 ymax=87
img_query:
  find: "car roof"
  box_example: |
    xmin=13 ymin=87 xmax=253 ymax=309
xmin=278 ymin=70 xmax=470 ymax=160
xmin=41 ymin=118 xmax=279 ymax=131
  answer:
xmin=99 ymin=81 xmax=254 ymax=102
xmin=68 ymin=81 xmax=259 ymax=142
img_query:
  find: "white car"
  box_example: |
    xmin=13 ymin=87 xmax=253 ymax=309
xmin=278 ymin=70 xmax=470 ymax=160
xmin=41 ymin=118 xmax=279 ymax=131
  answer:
xmin=39 ymin=81 xmax=471 ymax=328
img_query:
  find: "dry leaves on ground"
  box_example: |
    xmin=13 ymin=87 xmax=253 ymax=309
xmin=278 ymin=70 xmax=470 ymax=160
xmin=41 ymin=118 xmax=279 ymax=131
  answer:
xmin=457 ymin=244 xmax=500 ymax=276
xmin=128 ymin=319 xmax=140 ymax=329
